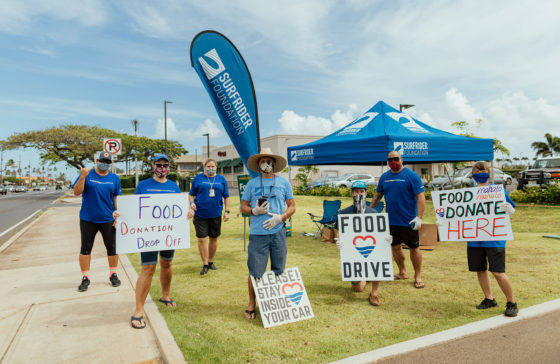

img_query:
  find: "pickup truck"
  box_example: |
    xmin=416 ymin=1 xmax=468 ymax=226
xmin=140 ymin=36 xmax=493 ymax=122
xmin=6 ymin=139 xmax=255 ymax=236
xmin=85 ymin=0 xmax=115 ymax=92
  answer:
xmin=517 ymin=156 xmax=560 ymax=189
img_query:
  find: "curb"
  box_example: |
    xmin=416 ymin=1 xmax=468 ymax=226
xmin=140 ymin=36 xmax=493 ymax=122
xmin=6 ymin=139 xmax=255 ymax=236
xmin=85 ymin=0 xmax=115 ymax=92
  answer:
xmin=0 ymin=210 xmax=44 ymax=255
xmin=120 ymin=254 xmax=187 ymax=364
xmin=332 ymin=298 xmax=560 ymax=364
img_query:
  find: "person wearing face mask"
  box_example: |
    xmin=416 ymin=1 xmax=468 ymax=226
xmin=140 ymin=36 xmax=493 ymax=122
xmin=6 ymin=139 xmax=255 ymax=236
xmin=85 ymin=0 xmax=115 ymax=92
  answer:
xmin=465 ymin=161 xmax=518 ymax=317
xmin=72 ymin=151 xmax=122 ymax=292
xmin=371 ymin=151 xmax=426 ymax=289
xmin=333 ymin=181 xmax=393 ymax=306
xmin=240 ymin=148 xmax=296 ymax=319
xmin=188 ymin=159 xmax=230 ymax=275
xmin=115 ymin=153 xmax=182 ymax=329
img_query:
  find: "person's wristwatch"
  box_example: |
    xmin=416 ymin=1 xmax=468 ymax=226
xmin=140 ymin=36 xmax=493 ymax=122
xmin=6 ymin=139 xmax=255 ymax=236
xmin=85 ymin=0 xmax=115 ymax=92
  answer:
xmin=225 ymin=210 xmax=230 ymax=214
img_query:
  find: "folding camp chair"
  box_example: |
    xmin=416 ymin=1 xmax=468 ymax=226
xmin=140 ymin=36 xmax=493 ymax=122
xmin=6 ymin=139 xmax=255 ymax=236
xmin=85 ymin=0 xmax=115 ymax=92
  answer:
xmin=366 ymin=201 xmax=385 ymax=213
xmin=306 ymin=200 xmax=341 ymax=239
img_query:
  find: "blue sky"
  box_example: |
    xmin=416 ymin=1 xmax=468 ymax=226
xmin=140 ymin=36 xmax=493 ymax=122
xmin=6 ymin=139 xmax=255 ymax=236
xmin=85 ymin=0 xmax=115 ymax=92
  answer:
xmin=1 ymin=1 xmax=559 ymax=180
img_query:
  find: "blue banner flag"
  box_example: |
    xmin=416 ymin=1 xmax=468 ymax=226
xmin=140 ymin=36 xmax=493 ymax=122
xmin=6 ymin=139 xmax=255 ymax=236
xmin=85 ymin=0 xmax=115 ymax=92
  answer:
xmin=190 ymin=30 xmax=261 ymax=178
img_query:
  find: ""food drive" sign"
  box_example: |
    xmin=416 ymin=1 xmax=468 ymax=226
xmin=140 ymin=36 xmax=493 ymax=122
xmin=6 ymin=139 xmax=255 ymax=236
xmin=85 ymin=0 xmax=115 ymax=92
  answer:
xmin=432 ymin=185 xmax=513 ymax=241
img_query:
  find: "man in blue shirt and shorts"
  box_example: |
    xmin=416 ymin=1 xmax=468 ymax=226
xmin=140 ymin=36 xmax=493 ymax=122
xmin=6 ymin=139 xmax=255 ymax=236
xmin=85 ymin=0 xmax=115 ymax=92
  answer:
xmin=72 ymin=151 xmax=121 ymax=292
xmin=371 ymin=151 xmax=426 ymax=289
xmin=240 ymin=148 xmax=296 ymax=320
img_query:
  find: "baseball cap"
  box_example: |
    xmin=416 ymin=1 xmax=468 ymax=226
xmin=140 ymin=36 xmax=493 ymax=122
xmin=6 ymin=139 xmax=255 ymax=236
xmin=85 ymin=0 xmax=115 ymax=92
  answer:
xmin=351 ymin=180 xmax=367 ymax=190
xmin=98 ymin=151 xmax=113 ymax=162
xmin=153 ymin=153 xmax=170 ymax=162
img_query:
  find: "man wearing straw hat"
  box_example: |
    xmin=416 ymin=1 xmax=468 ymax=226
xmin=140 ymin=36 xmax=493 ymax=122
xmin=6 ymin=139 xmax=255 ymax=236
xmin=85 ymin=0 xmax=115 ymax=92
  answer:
xmin=240 ymin=148 xmax=296 ymax=320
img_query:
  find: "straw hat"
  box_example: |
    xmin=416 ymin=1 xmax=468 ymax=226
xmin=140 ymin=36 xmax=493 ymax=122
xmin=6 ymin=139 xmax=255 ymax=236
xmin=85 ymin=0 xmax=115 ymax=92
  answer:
xmin=247 ymin=147 xmax=287 ymax=173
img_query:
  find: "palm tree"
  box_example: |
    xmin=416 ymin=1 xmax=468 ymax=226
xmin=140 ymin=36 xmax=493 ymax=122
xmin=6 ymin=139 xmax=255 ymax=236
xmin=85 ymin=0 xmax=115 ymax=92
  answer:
xmin=521 ymin=156 xmax=529 ymax=166
xmin=531 ymin=133 xmax=560 ymax=157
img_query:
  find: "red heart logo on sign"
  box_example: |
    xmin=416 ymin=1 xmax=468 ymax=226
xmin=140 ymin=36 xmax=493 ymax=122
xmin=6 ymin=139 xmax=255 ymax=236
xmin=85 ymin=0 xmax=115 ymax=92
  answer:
xmin=352 ymin=235 xmax=376 ymax=246
xmin=281 ymin=282 xmax=303 ymax=295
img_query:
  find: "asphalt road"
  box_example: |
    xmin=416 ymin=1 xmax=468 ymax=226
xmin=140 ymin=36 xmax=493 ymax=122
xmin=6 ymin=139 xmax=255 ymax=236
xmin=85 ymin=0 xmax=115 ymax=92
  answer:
xmin=0 ymin=189 xmax=67 ymax=247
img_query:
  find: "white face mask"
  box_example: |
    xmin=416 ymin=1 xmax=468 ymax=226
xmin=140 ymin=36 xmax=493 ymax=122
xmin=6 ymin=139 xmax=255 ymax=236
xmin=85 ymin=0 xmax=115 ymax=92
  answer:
xmin=260 ymin=161 xmax=274 ymax=174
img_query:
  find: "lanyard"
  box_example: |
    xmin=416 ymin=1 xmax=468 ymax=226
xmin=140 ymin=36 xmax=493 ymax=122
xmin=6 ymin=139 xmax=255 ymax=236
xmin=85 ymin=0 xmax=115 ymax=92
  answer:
xmin=259 ymin=176 xmax=275 ymax=197
xmin=206 ymin=175 xmax=216 ymax=189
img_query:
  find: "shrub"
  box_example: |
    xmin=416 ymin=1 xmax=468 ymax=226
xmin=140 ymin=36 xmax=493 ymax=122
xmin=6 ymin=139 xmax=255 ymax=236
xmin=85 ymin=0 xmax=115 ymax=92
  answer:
xmin=509 ymin=183 xmax=560 ymax=204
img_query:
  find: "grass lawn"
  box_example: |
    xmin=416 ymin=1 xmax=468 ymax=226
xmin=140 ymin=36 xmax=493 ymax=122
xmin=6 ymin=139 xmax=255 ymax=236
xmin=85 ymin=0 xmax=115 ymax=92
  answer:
xmin=127 ymin=195 xmax=560 ymax=363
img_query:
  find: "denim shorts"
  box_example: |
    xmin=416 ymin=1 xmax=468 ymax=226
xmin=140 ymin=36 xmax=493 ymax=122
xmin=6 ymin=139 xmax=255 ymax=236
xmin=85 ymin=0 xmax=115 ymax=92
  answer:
xmin=247 ymin=229 xmax=287 ymax=279
xmin=140 ymin=250 xmax=175 ymax=266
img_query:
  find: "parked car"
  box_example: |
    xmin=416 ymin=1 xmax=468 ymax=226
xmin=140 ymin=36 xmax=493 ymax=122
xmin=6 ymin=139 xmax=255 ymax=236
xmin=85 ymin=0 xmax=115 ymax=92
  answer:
xmin=429 ymin=168 xmax=513 ymax=190
xmin=6 ymin=185 xmax=15 ymax=192
xmin=14 ymin=185 xmax=28 ymax=192
xmin=33 ymin=185 xmax=41 ymax=191
xmin=0 ymin=185 xmax=7 ymax=195
xmin=517 ymin=156 xmax=560 ymax=189
xmin=307 ymin=176 xmax=335 ymax=189
xmin=329 ymin=173 xmax=376 ymax=188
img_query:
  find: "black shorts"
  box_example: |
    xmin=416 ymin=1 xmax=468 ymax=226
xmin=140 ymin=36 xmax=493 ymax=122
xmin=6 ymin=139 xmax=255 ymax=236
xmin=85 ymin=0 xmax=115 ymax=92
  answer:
xmin=467 ymin=247 xmax=506 ymax=273
xmin=193 ymin=215 xmax=222 ymax=238
xmin=79 ymin=219 xmax=116 ymax=256
xmin=389 ymin=225 xmax=419 ymax=249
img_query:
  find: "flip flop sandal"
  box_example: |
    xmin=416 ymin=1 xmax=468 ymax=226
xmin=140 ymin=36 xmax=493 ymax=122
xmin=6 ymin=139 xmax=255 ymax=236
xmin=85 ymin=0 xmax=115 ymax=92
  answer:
xmin=159 ymin=298 xmax=176 ymax=307
xmin=394 ymin=275 xmax=409 ymax=280
xmin=131 ymin=315 xmax=146 ymax=329
xmin=244 ymin=310 xmax=256 ymax=320
xmin=414 ymin=281 xmax=425 ymax=289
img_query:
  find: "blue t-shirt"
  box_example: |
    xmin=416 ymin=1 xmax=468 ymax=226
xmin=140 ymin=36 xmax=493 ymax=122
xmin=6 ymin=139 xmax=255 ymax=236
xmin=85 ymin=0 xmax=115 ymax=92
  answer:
xmin=334 ymin=205 xmax=377 ymax=230
xmin=135 ymin=178 xmax=181 ymax=195
xmin=467 ymin=188 xmax=516 ymax=248
xmin=376 ymin=168 xmax=425 ymax=227
xmin=189 ymin=174 xmax=229 ymax=219
xmin=73 ymin=170 xmax=121 ymax=223
xmin=242 ymin=175 xmax=294 ymax=235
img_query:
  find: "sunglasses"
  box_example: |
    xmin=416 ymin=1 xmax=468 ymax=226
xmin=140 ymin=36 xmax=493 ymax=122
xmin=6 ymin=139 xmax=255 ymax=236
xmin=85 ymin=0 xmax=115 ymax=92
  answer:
xmin=99 ymin=160 xmax=112 ymax=164
xmin=155 ymin=163 xmax=169 ymax=168
xmin=387 ymin=157 xmax=400 ymax=162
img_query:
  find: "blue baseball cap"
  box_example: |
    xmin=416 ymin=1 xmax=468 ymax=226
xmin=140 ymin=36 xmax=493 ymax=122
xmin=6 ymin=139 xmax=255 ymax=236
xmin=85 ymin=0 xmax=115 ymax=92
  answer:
xmin=351 ymin=180 xmax=367 ymax=190
xmin=153 ymin=153 xmax=170 ymax=162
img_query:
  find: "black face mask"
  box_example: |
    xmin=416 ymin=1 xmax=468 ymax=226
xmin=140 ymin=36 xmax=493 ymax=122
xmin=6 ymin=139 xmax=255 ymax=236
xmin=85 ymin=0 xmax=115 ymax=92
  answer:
xmin=353 ymin=194 xmax=366 ymax=214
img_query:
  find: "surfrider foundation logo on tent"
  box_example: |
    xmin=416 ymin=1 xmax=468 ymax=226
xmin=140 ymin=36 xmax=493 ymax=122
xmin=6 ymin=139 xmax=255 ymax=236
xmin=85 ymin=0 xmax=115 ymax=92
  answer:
xmin=199 ymin=48 xmax=226 ymax=80
xmin=291 ymin=148 xmax=314 ymax=161
xmin=336 ymin=112 xmax=378 ymax=136
xmin=386 ymin=112 xmax=431 ymax=134
xmin=393 ymin=141 xmax=429 ymax=156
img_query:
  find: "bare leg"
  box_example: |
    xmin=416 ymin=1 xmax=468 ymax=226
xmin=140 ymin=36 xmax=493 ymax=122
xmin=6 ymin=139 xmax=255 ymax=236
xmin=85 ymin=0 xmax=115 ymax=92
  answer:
xmin=132 ymin=265 xmax=156 ymax=328
xmin=208 ymin=237 xmax=218 ymax=263
xmin=198 ymin=237 xmax=209 ymax=265
xmin=79 ymin=254 xmax=91 ymax=272
xmin=477 ymin=271 xmax=494 ymax=299
xmin=492 ymin=272 xmax=514 ymax=302
xmin=371 ymin=281 xmax=380 ymax=296
xmin=246 ymin=276 xmax=256 ymax=318
xmin=159 ymin=258 xmax=176 ymax=305
xmin=410 ymin=247 xmax=423 ymax=283
xmin=108 ymin=255 xmax=119 ymax=269
xmin=391 ymin=245 xmax=408 ymax=278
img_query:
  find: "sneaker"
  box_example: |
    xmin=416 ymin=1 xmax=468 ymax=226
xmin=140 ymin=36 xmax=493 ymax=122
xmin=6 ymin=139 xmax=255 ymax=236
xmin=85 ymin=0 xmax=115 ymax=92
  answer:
xmin=505 ymin=301 xmax=518 ymax=317
xmin=109 ymin=273 xmax=121 ymax=287
xmin=200 ymin=265 xmax=209 ymax=275
xmin=78 ymin=277 xmax=90 ymax=292
xmin=208 ymin=262 xmax=218 ymax=270
xmin=476 ymin=298 xmax=498 ymax=309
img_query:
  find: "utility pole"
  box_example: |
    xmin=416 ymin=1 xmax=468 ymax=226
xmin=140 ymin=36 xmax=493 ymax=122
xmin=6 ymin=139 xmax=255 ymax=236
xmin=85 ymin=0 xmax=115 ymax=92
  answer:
xmin=132 ymin=119 xmax=139 ymax=187
xmin=164 ymin=100 xmax=173 ymax=155
xmin=0 ymin=146 xmax=4 ymax=185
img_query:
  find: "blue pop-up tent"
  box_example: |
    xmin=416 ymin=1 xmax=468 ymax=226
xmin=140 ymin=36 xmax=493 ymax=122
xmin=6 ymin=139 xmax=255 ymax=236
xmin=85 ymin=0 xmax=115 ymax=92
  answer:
xmin=288 ymin=101 xmax=494 ymax=165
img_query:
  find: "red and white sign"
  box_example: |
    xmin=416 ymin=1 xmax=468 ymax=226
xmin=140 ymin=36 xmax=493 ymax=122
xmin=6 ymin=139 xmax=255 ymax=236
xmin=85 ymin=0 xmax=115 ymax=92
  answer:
xmin=103 ymin=138 xmax=122 ymax=155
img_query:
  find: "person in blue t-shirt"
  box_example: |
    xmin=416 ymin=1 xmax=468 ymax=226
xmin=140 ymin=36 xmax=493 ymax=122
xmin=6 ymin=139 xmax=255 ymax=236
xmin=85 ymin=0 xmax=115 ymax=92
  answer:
xmin=72 ymin=151 xmax=121 ymax=292
xmin=371 ymin=151 xmax=426 ymax=289
xmin=464 ymin=161 xmax=518 ymax=317
xmin=187 ymin=159 xmax=230 ymax=275
xmin=116 ymin=153 xmax=182 ymax=329
xmin=240 ymin=148 xmax=296 ymax=320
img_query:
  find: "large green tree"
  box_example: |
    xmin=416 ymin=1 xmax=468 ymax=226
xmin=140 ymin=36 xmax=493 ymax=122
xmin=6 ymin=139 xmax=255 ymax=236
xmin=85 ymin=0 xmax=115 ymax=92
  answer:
xmin=3 ymin=125 xmax=187 ymax=170
xmin=531 ymin=133 xmax=560 ymax=157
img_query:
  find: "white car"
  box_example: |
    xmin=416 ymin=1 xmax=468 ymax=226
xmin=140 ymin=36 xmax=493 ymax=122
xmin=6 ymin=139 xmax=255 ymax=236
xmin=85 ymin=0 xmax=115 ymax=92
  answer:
xmin=329 ymin=173 xmax=376 ymax=188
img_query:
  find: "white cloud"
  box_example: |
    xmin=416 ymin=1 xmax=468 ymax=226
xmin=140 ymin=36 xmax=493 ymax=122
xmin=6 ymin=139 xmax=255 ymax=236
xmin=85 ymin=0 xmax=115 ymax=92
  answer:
xmin=445 ymin=88 xmax=483 ymax=123
xmin=277 ymin=104 xmax=358 ymax=135
xmin=155 ymin=117 xmax=222 ymax=143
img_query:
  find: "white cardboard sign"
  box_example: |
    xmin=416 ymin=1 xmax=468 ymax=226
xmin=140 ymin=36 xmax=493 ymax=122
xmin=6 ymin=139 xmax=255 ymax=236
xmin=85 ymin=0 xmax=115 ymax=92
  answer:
xmin=431 ymin=185 xmax=513 ymax=242
xmin=337 ymin=213 xmax=394 ymax=281
xmin=251 ymin=267 xmax=314 ymax=328
xmin=116 ymin=193 xmax=190 ymax=254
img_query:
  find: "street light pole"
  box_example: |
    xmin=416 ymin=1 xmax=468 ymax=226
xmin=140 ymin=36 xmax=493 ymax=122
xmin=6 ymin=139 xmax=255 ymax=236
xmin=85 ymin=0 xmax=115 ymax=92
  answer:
xmin=164 ymin=100 xmax=173 ymax=154
xmin=203 ymin=133 xmax=210 ymax=159
xmin=399 ymin=104 xmax=415 ymax=112
xmin=132 ymin=119 xmax=139 ymax=187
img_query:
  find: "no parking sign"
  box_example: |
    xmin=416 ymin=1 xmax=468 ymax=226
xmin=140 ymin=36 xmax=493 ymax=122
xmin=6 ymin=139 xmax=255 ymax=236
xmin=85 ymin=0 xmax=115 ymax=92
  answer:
xmin=103 ymin=138 xmax=122 ymax=155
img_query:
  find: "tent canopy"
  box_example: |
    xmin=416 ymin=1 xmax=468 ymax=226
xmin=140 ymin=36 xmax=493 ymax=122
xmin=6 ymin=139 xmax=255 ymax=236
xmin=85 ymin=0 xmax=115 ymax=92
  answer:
xmin=287 ymin=101 xmax=494 ymax=166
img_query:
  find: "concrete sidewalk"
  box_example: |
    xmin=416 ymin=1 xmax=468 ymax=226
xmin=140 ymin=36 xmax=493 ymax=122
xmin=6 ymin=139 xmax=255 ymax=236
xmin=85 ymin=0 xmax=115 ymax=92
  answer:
xmin=0 ymin=198 xmax=185 ymax=363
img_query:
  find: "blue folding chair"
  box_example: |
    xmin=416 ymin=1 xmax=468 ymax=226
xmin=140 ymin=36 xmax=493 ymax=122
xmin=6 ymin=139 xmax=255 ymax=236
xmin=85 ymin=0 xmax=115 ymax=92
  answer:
xmin=366 ymin=201 xmax=385 ymax=213
xmin=307 ymin=200 xmax=341 ymax=239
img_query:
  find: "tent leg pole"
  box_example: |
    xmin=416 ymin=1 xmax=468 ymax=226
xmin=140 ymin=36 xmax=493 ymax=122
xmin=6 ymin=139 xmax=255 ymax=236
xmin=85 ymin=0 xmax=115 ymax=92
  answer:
xmin=491 ymin=159 xmax=495 ymax=184
xmin=243 ymin=216 xmax=246 ymax=251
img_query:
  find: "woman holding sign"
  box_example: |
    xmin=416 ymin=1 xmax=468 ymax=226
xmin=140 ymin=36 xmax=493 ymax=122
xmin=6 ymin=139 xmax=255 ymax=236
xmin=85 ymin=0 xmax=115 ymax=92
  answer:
xmin=188 ymin=159 xmax=230 ymax=275
xmin=466 ymin=162 xmax=518 ymax=317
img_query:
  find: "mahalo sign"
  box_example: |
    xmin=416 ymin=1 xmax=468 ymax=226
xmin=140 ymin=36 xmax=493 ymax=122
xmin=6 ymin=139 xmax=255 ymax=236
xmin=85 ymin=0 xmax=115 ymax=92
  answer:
xmin=251 ymin=267 xmax=314 ymax=328
xmin=337 ymin=213 xmax=394 ymax=281
xmin=432 ymin=185 xmax=513 ymax=241
xmin=116 ymin=194 xmax=190 ymax=254
xmin=190 ymin=30 xmax=260 ymax=178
